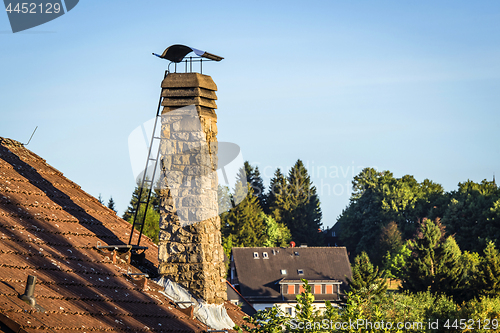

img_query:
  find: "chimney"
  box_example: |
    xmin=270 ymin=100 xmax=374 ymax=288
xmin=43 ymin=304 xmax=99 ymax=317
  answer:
xmin=157 ymin=72 xmax=226 ymax=304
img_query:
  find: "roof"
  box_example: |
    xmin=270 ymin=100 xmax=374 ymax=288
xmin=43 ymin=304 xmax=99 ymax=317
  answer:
xmin=232 ymin=247 xmax=352 ymax=301
xmin=0 ymin=137 xmax=246 ymax=332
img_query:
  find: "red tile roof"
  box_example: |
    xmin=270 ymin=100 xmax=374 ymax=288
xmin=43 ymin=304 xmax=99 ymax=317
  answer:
xmin=0 ymin=137 xmax=246 ymax=332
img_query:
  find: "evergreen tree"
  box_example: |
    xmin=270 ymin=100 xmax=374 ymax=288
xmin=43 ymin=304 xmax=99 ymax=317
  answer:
xmin=218 ymin=185 xmax=233 ymax=214
xmin=221 ymin=185 xmax=267 ymax=248
xmin=244 ymin=161 xmax=265 ymax=208
xmin=128 ymin=204 xmax=160 ymax=244
xmin=98 ymin=193 xmax=104 ymax=204
xmin=280 ymin=160 xmax=323 ymax=246
xmin=265 ymin=168 xmax=288 ymax=218
xmin=402 ymin=218 xmax=462 ymax=295
xmin=122 ymin=180 xmax=160 ymax=221
xmin=107 ymin=196 xmax=117 ymax=213
xmin=477 ymin=241 xmax=500 ymax=298
xmin=347 ymin=252 xmax=388 ymax=300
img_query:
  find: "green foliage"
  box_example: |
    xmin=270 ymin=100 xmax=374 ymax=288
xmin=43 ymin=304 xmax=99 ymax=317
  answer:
xmin=107 ymin=196 xmax=117 ymax=213
xmin=244 ymin=161 xmax=266 ymax=208
xmin=383 ymin=242 xmax=411 ymax=280
xmin=280 ymin=159 xmax=323 ymax=246
xmin=261 ymin=212 xmax=292 ymax=247
xmin=122 ymin=181 xmax=160 ymax=221
xmin=236 ymin=305 xmax=289 ymax=333
xmin=348 ymin=252 xmax=388 ymax=300
xmin=123 ymin=182 xmax=161 ymax=244
xmin=240 ymin=278 xmax=500 ymax=333
xmin=221 ymin=185 xmax=267 ymax=248
xmin=338 ymin=168 xmax=446 ymax=263
xmin=126 ymin=202 xmax=160 ymax=244
xmin=266 ymin=168 xmax=288 ymax=218
xmin=477 ymin=241 xmax=500 ymax=298
xmin=402 ymin=218 xmax=462 ymax=296
xmin=442 ymin=179 xmax=500 ymax=253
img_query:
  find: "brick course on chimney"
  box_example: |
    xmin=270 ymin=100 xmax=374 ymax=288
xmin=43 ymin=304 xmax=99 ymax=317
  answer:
xmin=157 ymin=73 xmax=226 ymax=304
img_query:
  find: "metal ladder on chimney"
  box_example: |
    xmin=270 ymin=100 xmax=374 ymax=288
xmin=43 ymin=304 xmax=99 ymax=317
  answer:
xmin=128 ymin=70 xmax=169 ymax=247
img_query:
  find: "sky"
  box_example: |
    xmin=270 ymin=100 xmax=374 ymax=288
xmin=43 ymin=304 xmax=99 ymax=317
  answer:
xmin=1 ymin=1 xmax=499 ymax=229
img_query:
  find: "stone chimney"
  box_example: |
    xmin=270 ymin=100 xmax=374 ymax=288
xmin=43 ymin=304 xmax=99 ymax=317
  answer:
xmin=157 ymin=72 xmax=226 ymax=304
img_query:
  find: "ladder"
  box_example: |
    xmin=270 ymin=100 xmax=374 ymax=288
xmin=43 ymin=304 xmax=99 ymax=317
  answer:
xmin=128 ymin=70 xmax=168 ymax=246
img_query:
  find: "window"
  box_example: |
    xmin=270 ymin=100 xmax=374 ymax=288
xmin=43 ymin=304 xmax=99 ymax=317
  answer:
xmin=280 ymin=269 xmax=287 ymax=275
xmin=325 ymin=285 xmax=333 ymax=294
xmin=294 ymin=251 xmax=299 ymax=256
xmin=314 ymin=284 xmax=322 ymax=294
xmin=285 ymin=307 xmax=293 ymax=315
xmin=287 ymin=285 xmax=295 ymax=294
xmin=332 ymin=231 xmax=336 ymax=237
xmin=297 ymin=269 xmax=304 ymax=275
xmin=262 ymin=252 xmax=269 ymax=259
xmin=253 ymin=252 xmax=259 ymax=259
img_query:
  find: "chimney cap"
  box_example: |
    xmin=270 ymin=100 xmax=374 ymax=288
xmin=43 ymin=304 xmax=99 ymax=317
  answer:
xmin=153 ymin=44 xmax=224 ymax=63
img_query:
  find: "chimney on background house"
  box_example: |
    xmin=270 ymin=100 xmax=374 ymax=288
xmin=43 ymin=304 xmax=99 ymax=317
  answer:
xmin=157 ymin=70 xmax=226 ymax=304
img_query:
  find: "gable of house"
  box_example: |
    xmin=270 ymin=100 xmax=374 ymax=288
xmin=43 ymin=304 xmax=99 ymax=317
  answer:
xmin=231 ymin=246 xmax=352 ymax=302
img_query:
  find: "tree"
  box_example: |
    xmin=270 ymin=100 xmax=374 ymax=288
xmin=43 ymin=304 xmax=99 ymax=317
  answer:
xmin=122 ymin=180 xmax=160 ymax=221
xmin=347 ymin=252 xmax=387 ymax=300
xmin=244 ymin=161 xmax=265 ymax=208
xmin=402 ymin=218 xmax=462 ymax=295
xmin=98 ymin=193 xmax=104 ymax=204
xmin=382 ymin=241 xmax=411 ymax=281
xmin=338 ymin=168 xmax=447 ymax=262
xmin=477 ymin=241 xmax=500 ymax=298
xmin=442 ymin=179 xmax=500 ymax=253
xmin=280 ymin=160 xmax=323 ymax=246
xmin=128 ymin=204 xmax=160 ymax=244
xmin=378 ymin=221 xmax=403 ymax=264
xmin=265 ymin=168 xmax=288 ymax=218
xmin=261 ymin=213 xmax=292 ymax=247
xmin=107 ymin=196 xmax=117 ymax=213
xmin=221 ymin=185 xmax=267 ymax=248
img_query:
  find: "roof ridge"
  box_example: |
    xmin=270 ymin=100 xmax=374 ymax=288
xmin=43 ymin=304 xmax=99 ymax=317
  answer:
xmin=0 ymin=137 xmax=23 ymax=148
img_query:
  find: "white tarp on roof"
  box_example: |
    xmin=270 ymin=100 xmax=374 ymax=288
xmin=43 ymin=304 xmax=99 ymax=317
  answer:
xmin=155 ymin=277 xmax=235 ymax=330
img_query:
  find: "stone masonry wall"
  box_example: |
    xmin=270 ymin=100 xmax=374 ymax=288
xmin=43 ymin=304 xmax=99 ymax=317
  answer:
xmin=157 ymin=73 xmax=226 ymax=304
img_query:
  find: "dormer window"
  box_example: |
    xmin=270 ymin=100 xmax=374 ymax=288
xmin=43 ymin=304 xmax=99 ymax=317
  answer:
xmin=253 ymin=252 xmax=259 ymax=259
xmin=281 ymin=269 xmax=287 ymax=275
xmin=262 ymin=252 xmax=269 ymax=259
xmin=294 ymin=251 xmax=299 ymax=256
xmin=297 ymin=269 xmax=304 ymax=275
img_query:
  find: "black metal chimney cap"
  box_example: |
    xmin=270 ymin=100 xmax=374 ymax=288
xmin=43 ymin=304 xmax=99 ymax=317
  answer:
xmin=153 ymin=44 xmax=223 ymax=63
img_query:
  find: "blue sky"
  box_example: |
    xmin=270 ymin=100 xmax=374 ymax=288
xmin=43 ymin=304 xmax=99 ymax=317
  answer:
xmin=1 ymin=1 xmax=499 ymax=228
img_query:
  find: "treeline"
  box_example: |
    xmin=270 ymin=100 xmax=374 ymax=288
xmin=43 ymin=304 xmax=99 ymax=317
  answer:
xmin=239 ymin=278 xmax=500 ymax=333
xmin=336 ymin=167 xmax=500 ymax=302
xmin=121 ymin=159 xmax=324 ymax=250
xmin=220 ymin=160 xmax=323 ymax=258
xmin=240 ymin=216 xmax=500 ymax=332
xmin=337 ymin=167 xmax=499 ymax=262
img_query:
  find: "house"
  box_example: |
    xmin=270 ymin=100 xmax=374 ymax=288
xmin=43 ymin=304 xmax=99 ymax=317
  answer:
xmin=0 ymin=137 xmax=248 ymax=332
xmin=324 ymin=222 xmax=343 ymax=248
xmin=229 ymin=246 xmax=352 ymax=316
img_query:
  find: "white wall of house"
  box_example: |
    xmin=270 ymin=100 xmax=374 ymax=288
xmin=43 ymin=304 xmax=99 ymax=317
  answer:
xmin=251 ymin=302 xmax=332 ymax=317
